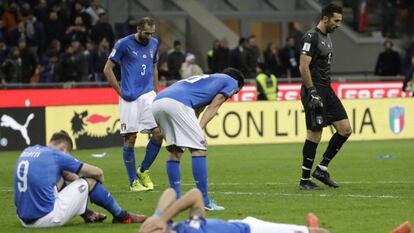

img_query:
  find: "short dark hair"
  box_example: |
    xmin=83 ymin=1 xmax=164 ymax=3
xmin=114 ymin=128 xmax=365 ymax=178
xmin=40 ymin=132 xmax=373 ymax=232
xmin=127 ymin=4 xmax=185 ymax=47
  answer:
xmin=238 ymin=37 xmax=247 ymax=45
xmin=137 ymin=16 xmax=155 ymax=30
xmin=222 ymin=67 xmax=245 ymax=88
xmin=321 ymin=3 xmax=343 ymax=19
xmin=50 ymin=130 xmax=73 ymax=151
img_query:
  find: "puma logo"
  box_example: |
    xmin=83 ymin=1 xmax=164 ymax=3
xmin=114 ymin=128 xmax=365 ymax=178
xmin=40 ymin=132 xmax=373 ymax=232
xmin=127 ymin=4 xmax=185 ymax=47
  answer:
xmin=0 ymin=113 xmax=34 ymax=145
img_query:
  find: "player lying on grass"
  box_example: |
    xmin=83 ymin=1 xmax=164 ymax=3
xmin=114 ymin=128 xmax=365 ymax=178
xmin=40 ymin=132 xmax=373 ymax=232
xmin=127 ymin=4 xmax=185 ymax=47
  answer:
xmin=138 ymin=188 xmax=331 ymax=233
xmin=14 ymin=130 xmax=146 ymax=228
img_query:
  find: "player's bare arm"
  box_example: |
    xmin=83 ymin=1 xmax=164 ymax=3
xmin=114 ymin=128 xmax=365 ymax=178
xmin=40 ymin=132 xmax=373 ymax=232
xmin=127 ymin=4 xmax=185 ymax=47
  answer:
xmin=299 ymin=54 xmax=314 ymax=88
xmin=62 ymin=170 xmax=80 ymax=182
xmin=153 ymin=63 xmax=159 ymax=93
xmin=103 ymin=59 xmax=121 ymax=96
xmin=195 ymin=106 xmax=206 ymax=118
xmin=139 ymin=188 xmax=177 ymax=233
xmin=79 ymin=163 xmax=105 ymax=183
xmin=199 ymin=94 xmax=227 ymax=129
xmin=139 ymin=188 xmax=205 ymax=233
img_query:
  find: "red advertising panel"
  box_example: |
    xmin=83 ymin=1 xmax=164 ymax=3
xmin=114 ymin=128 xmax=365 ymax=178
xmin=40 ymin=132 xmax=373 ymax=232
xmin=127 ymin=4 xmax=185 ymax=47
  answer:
xmin=0 ymin=82 xmax=411 ymax=107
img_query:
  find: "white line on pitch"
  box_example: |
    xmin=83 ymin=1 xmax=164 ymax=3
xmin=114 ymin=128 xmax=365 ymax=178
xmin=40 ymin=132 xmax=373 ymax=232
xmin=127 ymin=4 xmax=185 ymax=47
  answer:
xmin=211 ymin=191 xmax=399 ymax=199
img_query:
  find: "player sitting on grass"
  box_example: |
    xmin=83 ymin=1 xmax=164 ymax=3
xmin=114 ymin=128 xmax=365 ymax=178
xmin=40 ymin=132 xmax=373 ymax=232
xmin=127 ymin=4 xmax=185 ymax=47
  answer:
xmin=14 ymin=130 xmax=146 ymax=228
xmin=138 ymin=188 xmax=331 ymax=233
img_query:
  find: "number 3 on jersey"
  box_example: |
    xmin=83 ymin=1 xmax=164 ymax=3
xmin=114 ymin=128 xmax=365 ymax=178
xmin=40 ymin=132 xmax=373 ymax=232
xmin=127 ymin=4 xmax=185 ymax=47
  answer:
xmin=141 ymin=64 xmax=146 ymax=76
xmin=16 ymin=160 xmax=30 ymax=192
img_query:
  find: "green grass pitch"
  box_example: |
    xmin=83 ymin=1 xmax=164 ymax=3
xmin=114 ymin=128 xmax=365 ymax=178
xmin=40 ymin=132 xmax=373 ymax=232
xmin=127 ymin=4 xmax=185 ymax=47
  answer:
xmin=0 ymin=139 xmax=413 ymax=233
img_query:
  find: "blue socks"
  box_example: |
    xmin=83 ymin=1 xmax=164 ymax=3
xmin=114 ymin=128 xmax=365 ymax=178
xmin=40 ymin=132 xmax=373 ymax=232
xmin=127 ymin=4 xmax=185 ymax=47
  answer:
xmin=192 ymin=156 xmax=209 ymax=205
xmin=123 ymin=147 xmax=137 ymax=185
xmin=166 ymin=160 xmax=181 ymax=198
xmin=89 ymin=182 xmax=123 ymax=218
xmin=140 ymin=139 xmax=161 ymax=171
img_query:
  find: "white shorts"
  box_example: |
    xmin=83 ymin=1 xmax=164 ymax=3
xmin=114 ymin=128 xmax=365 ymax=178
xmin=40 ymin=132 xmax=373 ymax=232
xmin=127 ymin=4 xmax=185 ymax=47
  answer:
xmin=119 ymin=91 xmax=158 ymax=134
xmin=234 ymin=216 xmax=309 ymax=233
xmin=152 ymin=98 xmax=206 ymax=150
xmin=19 ymin=179 xmax=89 ymax=228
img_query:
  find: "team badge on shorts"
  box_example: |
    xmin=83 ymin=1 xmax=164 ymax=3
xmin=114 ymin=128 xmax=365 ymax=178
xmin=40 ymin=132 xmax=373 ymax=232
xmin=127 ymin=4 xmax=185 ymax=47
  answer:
xmin=121 ymin=123 xmax=126 ymax=132
xmin=78 ymin=184 xmax=87 ymax=193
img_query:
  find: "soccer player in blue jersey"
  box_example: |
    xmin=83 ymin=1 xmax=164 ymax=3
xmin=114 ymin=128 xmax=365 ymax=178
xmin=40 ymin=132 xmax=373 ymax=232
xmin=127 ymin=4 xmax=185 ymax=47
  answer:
xmin=14 ymin=131 xmax=146 ymax=227
xmin=104 ymin=16 xmax=163 ymax=192
xmin=151 ymin=68 xmax=244 ymax=211
xmin=138 ymin=188 xmax=332 ymax=233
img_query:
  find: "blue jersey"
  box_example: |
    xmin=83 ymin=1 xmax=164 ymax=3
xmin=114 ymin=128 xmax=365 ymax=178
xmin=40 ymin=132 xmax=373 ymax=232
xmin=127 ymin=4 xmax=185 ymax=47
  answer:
xmin=155 ymin=74 xmax=238 ymax=109
xmin=173 ymin=217 xmax=250 ymax=233
xmin=14 ymin=145 xmax=83 ymax=221
xmin=109 ymin=34 xmax=159 ymax=101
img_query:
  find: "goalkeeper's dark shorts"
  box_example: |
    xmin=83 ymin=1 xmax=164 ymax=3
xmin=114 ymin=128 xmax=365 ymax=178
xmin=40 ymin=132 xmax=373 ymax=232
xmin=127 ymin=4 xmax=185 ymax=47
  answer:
xmin=300 ymin=85 xmax=348 ymax=131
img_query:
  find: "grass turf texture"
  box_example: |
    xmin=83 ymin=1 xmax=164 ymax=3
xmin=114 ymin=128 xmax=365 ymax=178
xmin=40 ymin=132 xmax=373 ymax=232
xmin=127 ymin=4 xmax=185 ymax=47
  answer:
xmin=0 ymin=139 xmax=413 ymax=233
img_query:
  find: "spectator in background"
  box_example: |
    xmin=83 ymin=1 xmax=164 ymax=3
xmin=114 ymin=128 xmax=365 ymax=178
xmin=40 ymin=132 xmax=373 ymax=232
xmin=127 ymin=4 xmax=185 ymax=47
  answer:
xmin=3 ymin=2 xmax=22 ymax=34
xmin=158 ymin=61 xmax=170 ymax=82
xmin=45 ymin=11 xmax=65 ymax=44
xmin=381 ymin=0 xmax=397 ymax=38
xmin=263 ymin=42 xmax=283 ymax=78
xmin=8 ymin=21 xmax=25 ymax=47
xmin=65 ymin=15 xmax=88 ymax=46
xmin=212 ymin=37 xmax=230 ymax=73
xmin=72 ymin=40 xmax=89 ymax=81
xmin=245 ymin=35 xmax=260 ymax=79
xmin=0 ymin=19 xmax=7 ymax=44
xmin=39 ymin=50 xmax=59 ymax=83
xmin=180 ymin=53 xmax=203 ymax=79
xmin=72 ymin=1 xmax=92 ymax=29
xmin=58 ymin=43 xmax=81 ymax=82
xmin=121 ymin=17 xmax=137 ymax=37
xmin=206 ymin=39 xmax=219 ymax=73
xmin=91 ymin=12 xmax=114 ymax=46
xmin=375 ymin=39 xmax=401 ymax=76
xmin=256 ymin=62 xmax=277 ymax=101
xmin=230 ymin=37 xmax=248 ymax=77
xmin=18 ymin=38 xmax=38 ymax=83
xmin=0 ymin=37 xmax=8 ymax=64
xmin=33 ymin=0 xmax=49 ymax=27
xmin=403 ymin=35 xmax=414 ymax=72
xmin=0 ymin=46 xmax=22 ymax=83
xmin=85 ymin=0 xmax=105 ymax=26
xmin=90 ymin=37 xmax=110 ymax=81
xmin=402 ymin=53 xmax=414 ymax=94
xmin=280 ymin=36 xmax=300 ymax=77
xmin=167 ymin=40 xmax=185 ymax=79
xmin=24 ymin=10 xmax=45 ymax=56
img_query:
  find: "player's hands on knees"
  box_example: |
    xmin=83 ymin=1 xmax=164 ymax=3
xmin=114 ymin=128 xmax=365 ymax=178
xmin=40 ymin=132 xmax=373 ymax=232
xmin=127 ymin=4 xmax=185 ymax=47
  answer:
xmin=307 ymin=87 xmax=323 ymax=111
xmin=138 ymin=216 xmax=166 ymax=233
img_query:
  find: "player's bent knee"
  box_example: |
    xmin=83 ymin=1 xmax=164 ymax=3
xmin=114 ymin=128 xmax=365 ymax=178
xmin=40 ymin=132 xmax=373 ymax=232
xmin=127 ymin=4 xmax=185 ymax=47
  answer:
xmin=83 ymin=178 xmax=97 ymax=192
xmin=151 ymin=128 xmax=163 ymax=143
xmin=307 ymin=131 xmax=322 ymax=143
xmin=340 ymin=127 xmax=352 ymax=137
xmin=123 ymin=133 xmax=137 ymax=147
xmin=189 ymin=149 xmax=206 ymax=156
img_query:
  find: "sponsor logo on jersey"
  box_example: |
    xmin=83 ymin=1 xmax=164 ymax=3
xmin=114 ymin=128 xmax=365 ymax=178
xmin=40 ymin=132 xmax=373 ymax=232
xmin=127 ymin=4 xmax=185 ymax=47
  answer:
xmin=389 ymin=106 xmax=404 ymax=134
xmin=150 ymin=49 xmax=154 ymax=59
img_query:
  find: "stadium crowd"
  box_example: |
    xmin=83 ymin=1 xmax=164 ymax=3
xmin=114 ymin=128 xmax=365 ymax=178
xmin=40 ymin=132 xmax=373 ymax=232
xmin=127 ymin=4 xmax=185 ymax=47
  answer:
xmin=0 ymin=0 xmax=412 ymax=86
